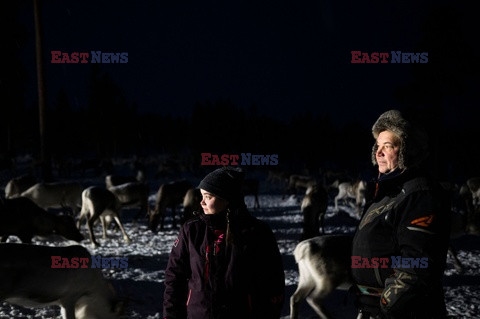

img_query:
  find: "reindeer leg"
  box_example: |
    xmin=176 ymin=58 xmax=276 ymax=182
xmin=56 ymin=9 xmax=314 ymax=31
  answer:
xmin=448 ymin=246 xmax=464 ymax=272
xmin=113 ymin=215 xmax=131 ymax=244
xmin=334 ymin=196 xmax=339 ymax=212
xmin=349 ymin=200 xmax=356 ymax=208
xmin=319 ymin=213 xmax=325 ymax=234
xmin=60 ymin=304 xmax=75 ymax=319
xmin=255 ymin=195 xmax=260 ymax=209
xmin=77 ymin=205 xmax=88 ymax=229
xmin=100 ymin=216 xmax=108 ymax=239
xmin=356 ymin=203 xmax=363 ymax=217
xmin=76 ymin=214 xmax=84 ymax=230
xmin=306 ymin=284 xmax=335 ymax=319
xmin=290 ymin=261 xmax=315 ymax=319
xmin=87 ymin=217 xmax=99 ymax=248
xmin=290 ymin=285 xmax=315 ymax=319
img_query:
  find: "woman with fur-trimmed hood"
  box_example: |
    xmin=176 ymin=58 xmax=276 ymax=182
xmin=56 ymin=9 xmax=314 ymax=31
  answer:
xmin=163 ymin=167 xmax=285 ymax=319
xmin=352 ymin=110 xmax=451 ymax=318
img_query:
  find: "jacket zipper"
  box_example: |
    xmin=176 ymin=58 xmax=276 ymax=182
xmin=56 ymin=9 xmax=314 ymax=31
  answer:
xmin=186 ymin=289 xmax=192 ymax=306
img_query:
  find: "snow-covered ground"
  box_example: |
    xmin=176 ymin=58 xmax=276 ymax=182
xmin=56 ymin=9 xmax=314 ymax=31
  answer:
xmin=1 ymin=194 xmax=479 ymax=318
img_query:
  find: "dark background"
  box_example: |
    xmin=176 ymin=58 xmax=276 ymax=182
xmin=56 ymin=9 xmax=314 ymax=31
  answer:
xmin=1 ymin=0 xmax=478 ymax=183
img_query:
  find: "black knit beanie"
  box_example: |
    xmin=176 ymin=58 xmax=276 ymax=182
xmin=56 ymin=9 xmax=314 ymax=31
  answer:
xmin=371 ymin=109 xmax=429 ymax=169
xmin=198 ymin=167 xmax=245 ymax=204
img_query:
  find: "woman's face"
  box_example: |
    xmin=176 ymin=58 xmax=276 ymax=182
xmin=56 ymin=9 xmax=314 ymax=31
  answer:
xmin=200 ymin=189 xmax=229 ymax=215
xmin=375 ymin=130 xmax=400 ymax=174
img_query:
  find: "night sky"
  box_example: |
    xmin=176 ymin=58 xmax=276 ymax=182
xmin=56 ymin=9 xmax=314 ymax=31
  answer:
xmin=10 ymin=0 xmax=478 ymax=127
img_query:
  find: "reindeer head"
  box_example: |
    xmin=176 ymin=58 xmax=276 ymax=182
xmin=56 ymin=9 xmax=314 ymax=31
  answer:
xmin=55 ymin=215 xmax=85 ymax=242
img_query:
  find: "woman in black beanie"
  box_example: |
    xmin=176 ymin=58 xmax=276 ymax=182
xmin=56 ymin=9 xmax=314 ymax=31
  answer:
xmin=163 ymin=167 xmax=285 ymax=319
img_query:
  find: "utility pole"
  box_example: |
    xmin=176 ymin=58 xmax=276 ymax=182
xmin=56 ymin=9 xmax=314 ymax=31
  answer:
xmin=33 ymin=0 xmax=51 ymax=181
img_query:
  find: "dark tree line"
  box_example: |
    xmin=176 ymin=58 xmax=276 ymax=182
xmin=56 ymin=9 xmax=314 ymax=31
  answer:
xmin=2 ymin=90 xmax=478 ymax=183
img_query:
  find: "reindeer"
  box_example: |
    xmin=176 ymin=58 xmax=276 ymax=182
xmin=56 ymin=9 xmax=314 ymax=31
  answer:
xmin=4 ymin=174 xmax=37 ymax=198
xmin=290 ymin=235 xmax=353 ymax=319
xmin=441 ymin=181 xmax=480 ymax=272
xmin=285 ymin=175 xmax=317 ymax=199
xmin=459 ymin=183 xmax=475 ymax=216
xmin=78 ymin=186 xmax=130 ymax=248
xmin=149 ymin=180 xmax=192 ymax=232
xmin=20 ymin=181 xmax=83 ymax=216
xmin=466 ymin=177 xmax=480 ymax=207
xmin=243 ymin=178 xmax=260 ymax=209
xmin=0 ymin=197 xmax=84 ymax=243
xmin=448 ymin=203 xmax=480 ymax=272
xmin=333 ymin=180 xmax=367 ymax=214
xmin=300 ymin=185 xmax=328 ymax=240
xmin=104 ymin=171 xmax=145 ymax=189
xmin=182 ymin=188 xmax=202 ymax=223
xmin=266 ymin=170 xmax=290 ymax=188
xmin=0 ymin=243 xmax=121 ymax=319
xmin=107 ymin=182 xmax=149 ymax=222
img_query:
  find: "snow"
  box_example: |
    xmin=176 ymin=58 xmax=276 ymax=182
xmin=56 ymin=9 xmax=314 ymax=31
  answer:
xmin=1 ymin=194 xmax=479 ymax=318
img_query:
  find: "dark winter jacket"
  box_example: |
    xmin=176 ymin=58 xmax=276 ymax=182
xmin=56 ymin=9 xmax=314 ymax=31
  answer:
xmin=163 ymin=208 xmax=285 ymax=319
xmin=352 ymin=168 xmax=450 ymax=319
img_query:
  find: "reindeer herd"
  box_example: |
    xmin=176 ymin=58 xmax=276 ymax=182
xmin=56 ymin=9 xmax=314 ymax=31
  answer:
xmin=1 ymin=175 xmax=205 ymax=245
xmin=0 ymin=172 xmax=204 ymax=319
xmin=1 ymin=167 xmax=479 ymax=319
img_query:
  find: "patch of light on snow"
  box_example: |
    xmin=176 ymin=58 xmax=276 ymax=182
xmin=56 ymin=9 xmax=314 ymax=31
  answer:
xmin=278 ymin=238 xmax=299 ymax=255
xmin=285 ymin=269 xmax=300 ymax=287
xmin=325 ymin=205 xmax=361 ymax=220
xmin=445 ymin=288 xmax=480 ymax=318
xmin=443 ymin=249 xmax=480 ymax=317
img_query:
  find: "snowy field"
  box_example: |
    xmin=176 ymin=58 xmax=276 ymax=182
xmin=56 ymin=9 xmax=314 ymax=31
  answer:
xmin=1 ymin=192 xmax=479 ymax=318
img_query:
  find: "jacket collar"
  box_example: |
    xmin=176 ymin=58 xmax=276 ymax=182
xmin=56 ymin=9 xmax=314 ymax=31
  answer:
xmin=375 ymin=168 xmax=420 ymax=198
xmin=199 ymin=210 xmax=228 ymax=230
